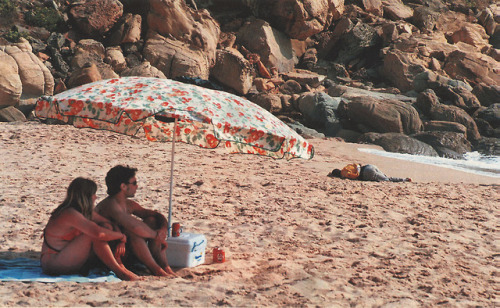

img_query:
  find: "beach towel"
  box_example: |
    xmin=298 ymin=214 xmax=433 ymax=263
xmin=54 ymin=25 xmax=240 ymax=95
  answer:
xmin=0 ymin=258 xmax=120 ymax=282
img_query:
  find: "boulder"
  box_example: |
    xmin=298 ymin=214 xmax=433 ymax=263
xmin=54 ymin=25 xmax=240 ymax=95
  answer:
xmin=328 ymin=84 xmax=416 ymax=103
xmin=449 ymin=24 xmax=490 ymax=49
xmin=69 ymin=0 xmax=124 ymax=38
xmin=0 ymin=106 xmax=26 ymax=122
xmin=412 ymin=6 xmax=439 ymax=32
xmin=71 ymin=39 xmax=106 ymax=69
xmin=279 ymin=80 xmax=303 ymax=95
xmin=429 ymin=101 xmax=481 ymax=142
xmin=472 ymin=83 xmax=500 ymax=108
xmin=69 ymin=40 xmax=118 ymax=85
xmin=107 ymin=13 xmax=142 ymax=46
xmin=415 ymin=89 xmax=440 ymax=116
xmin=423 ymin=121 xmax=467 ymax=135
xmin=249 ymin=93 xmax=282 ymax=114
xmin=281 ymin=70 xmax=326 ymax=88
xmin=382 ymin=0 xmax=413 ymax=21
xmin=473 ymin=137 xmax=500 ymax=156
xmin=67 ymin=63 xmax=103 ymax=89
xmin=359 ymin=132 xmax=439 ymax=156
xmin=1 ymin=40 xmax=54 ymax=105
xmin=105 ymin=47 xmax=127 ymax=73
xmin=147 ymin=0 xmax=220 ymax=65
xmin=143 ymin=32 xmax=210 ymax=79
xmin=211 ymin=48 xmax=254 ymax=95
xmin=475 ymin=103 xmax=500 ymax=128
xmin=334 ymin=21 xmax=381 ymax=65
xmin=412 ymin=131 xmax=471 ymax=157
xmin=477 ymin=8 xmax=497 ymax=36
xmin=237 ymin=19 xmax=295 ymax=74
xmin=0 ymin=49 xmax=22 ymax=107
xmin=443 ymin=50 xmax=500 ymax=88
xmin=381 ymin=48 xmax=427 ymax=92
xmin=297 ymin=91 xmax=341 ymax=136
xmin=243 ymin=0 xmax=344 ymax=40
xmin=121 ymin=61 xmax=166 ymax=78
xmin=363 ymin=0 xmax=383 ymax=16
xmin=337 ymin=96 xmax=423 ymax=135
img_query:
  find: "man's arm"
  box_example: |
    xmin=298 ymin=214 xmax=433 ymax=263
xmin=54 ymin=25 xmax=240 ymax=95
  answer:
xmin=106 ymin=200 xmax=158 ymax=239
xmin=130 ymin=201 xmax=168 ymax=239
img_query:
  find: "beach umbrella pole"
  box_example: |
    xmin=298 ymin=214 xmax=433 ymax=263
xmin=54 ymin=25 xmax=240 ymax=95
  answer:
xmin=167 ymin=117 xmax=177 ymax=238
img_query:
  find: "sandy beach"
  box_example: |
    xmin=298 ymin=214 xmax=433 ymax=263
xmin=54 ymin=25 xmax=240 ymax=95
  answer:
xmin=0 ymin=120 xmax=498 ymax=307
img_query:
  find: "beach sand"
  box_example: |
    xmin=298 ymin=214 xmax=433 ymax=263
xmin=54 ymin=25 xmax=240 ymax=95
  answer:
xmin=0 ymin=121 xmax=498 ymax=307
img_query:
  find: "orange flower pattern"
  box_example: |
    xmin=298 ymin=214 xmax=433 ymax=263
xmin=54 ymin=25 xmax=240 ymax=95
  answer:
xmin=35 ymin=77 xmax=314 ymax=159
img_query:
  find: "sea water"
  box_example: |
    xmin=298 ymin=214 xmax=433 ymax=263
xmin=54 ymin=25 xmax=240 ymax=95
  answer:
xmin=358 ymin=148 xmax=500 ymax=178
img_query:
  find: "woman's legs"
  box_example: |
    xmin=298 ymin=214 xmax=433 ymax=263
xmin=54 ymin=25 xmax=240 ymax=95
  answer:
xmin=92 ymin=240 xmax=140 ymax=281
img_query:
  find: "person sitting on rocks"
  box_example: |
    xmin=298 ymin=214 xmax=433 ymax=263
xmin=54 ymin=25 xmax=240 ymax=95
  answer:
xmin=328 ymin=163 xmax=412 ymax=182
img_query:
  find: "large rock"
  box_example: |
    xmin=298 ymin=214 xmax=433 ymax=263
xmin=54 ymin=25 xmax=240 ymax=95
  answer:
xmin=0 ymin=40 xmax=54 ymax=108
xmin=423 ymin=121 xmax=468 ymax=136
xmin=69 ymin=39 xmax=118 ymax=86
xmin=475 ymin=103 xmax=500 ymax=129
xmin=449 ymin=24 xmax=490 ymax=49
xmin=328 ymin=84 xmax=416 ymax=103
xmin=69 ymin=0 xmax=124 ymax=38
xmin=211 ymin=48 xmax=254 ymax=95
xmin=297 ymin=91 xmax=341 ymax=136
xmin=473 ymin=137 xmax=500 ymax=156
xmin=359 ymin=132 xmax=439 ymax=156
xmin=334 ymin=21 xmax=381 ymax=65
xmin=337 ymin=96 xmax=423 ymax=135
xmin=0 ymin=49 xmax=22 ymax=107
xmin=443 ymin=50 xmax=500 ymax=88
xmin=249 ymin=93 xmax=282 ymax=114
xmin=472 ymin=83 xmax=500 ymax=108
xmin=0 ymin=106 xmax=26 ymax=122
xmin=242 ymin=0 xmax=344 ymax=40
xmin=237 ymin=19 xmax=295 ymax=74
xmin=107 ymin=13 xmax=142 ymax=46
xmin=143 ymin=32 xmax=210 ymax=79
xmin=412 ymin=5 xmax=439 ymax=32
xmin=363 ymin=0 xmax=383 ymax=16
xmin=382 ymin=0 xmax=413 ymax=20
xmin=412 ymin=131 xmax=471 ymax=157
xmin=121 ymin=61 xmax=166 ymax=78
xmin=429 ymin=101 xmax=481 ymax=142
xmin=147 ymin=0 xmax=220 ymax=66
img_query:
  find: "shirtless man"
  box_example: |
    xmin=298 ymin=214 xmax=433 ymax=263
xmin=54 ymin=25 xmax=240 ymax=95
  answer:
xmin=95 ymin=165 xmax=175 ymax=277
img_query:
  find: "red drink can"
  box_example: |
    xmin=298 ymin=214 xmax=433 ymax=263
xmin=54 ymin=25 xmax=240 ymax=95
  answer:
xmin=213 ymin=247 xmax=225 ymax=263
xmin=172 ymin=222 xmax=181 ymax=237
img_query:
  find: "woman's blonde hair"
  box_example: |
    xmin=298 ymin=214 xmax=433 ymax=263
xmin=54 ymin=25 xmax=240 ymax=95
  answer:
xmin=51 ymin=177 xmax=97 ymax=219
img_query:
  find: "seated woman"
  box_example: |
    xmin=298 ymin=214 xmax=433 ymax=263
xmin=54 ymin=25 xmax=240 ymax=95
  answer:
xmin=41 ymin=177 xmax=139 ymax=281
xmin=328 ymin=163 xmax=412 ymax=182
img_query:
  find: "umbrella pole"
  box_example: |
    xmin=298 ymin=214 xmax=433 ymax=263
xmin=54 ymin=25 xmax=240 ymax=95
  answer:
xmin=167 ymin=118 xmax=177 ymax=238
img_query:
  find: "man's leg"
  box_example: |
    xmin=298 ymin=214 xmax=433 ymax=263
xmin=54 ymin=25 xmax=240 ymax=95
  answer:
xmin=127 ymin=233 xmax=170 ymax=276
xmin=143 ymin=216 xmax=176 ymax=275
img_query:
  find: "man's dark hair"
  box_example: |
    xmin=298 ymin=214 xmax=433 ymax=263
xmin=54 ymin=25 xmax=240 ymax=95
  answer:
xmin=328 ymin=169 xmax=342 ymax=178
xmin=105 ymin=165 xmax=138 ymax=196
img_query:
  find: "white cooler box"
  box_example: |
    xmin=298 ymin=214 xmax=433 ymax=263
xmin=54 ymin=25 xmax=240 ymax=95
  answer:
xmin=166 ymin=232 xmax=207 ymax=268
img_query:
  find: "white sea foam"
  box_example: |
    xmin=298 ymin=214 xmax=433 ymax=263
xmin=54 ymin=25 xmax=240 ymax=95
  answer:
xmin=358 ymin=148 xmax=500 ymax=178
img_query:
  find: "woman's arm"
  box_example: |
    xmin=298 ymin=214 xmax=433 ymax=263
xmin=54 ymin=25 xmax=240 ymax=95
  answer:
xmin=66 ymin=209 xmax=126 ymax=242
